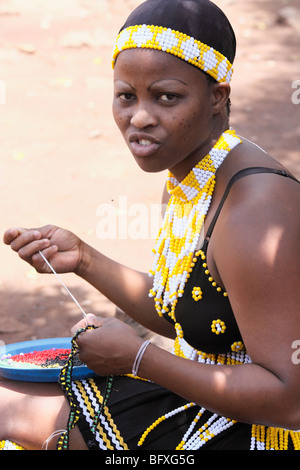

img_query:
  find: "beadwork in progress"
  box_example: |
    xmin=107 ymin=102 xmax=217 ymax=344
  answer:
xmin=0 ymin=336 xmax=97 ymax=383
xmin=112 ymin=25 xmax=233 ymax=83
xmin=0 ymin=348 xmax=83 ymax=369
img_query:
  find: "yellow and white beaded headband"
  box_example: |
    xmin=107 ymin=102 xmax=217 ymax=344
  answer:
xmin=112 ymin=24 xmax=234 ymax=84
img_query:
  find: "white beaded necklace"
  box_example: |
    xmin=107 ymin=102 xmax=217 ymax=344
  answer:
xmin=149 ymin=129 xmax=242 ymax=321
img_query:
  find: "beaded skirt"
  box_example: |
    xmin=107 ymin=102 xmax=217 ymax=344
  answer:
xmin=68 ymin=339 xmax=300 ymax=451
xmin=72 ymin=374 xmax=253 ymax=450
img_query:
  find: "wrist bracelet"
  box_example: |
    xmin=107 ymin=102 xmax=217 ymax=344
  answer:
xmin=132 ymin=340 xmax=151 ymax=377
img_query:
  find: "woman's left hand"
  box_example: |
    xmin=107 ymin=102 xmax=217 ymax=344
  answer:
xmin=71 ymin=313 xmax=144 ymax=376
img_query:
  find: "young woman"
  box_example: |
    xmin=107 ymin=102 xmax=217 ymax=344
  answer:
xmin=1 ymin=0 xmax=300 ymax=450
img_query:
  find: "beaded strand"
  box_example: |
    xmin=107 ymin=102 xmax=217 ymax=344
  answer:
xmin=177 ymin=415 xmax=237 ymax=450
xmin=137 ymin=402 xmax=196 ymax=447
xmin=91 ymin=374 xmax=114 ymax=434
xmin=56 ymin=325 xmax=114 ymax=450
xmin=56 ymin=326 xmax=95 ymax=450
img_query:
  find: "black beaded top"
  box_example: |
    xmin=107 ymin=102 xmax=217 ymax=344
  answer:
xmin=174 ymin=240 xmax=241 ymax=354
xmin=163 ymin=167 xmax=299 ymax=355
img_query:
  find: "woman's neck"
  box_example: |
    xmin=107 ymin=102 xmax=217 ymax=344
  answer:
xmin=169 ymin=118 xmax=229 ymax=183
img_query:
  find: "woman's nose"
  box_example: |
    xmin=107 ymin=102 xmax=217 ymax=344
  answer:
xmin=130 ymin=106 xmax=158 ymax=129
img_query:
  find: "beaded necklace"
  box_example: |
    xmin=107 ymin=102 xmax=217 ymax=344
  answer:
xmin=149 ymin=129 xmax=242 ymax=322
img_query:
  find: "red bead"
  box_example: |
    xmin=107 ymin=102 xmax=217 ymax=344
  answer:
xmin=10 ymin=349 xmax=71 ymax=367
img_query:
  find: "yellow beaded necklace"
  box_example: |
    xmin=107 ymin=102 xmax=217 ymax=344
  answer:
xmin=149 ymin=129 xmax=241 ymax=322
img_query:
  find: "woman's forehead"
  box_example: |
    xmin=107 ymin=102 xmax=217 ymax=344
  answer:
xmin=114 ymin=48 xmax=206 ymax=84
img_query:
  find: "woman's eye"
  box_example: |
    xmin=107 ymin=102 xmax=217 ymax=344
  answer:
xmin=159 ymin=93 xmax=178 ymax=103
xmin=117 ymin=93 xmax=135 ymax=102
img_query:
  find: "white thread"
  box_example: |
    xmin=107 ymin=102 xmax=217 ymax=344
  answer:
xmin=38 ymin=251 xmax=88 ymax=326
xmin=132 ymin=340 xmax=151 ymax=377
xmin=236 ymin=134 xmax=267 ymax=154
xmin=42 ymin=429 xmax=67 ymax=450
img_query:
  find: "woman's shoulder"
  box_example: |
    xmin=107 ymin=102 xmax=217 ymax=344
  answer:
xmin=223 ymin=135 xmax=298 ymax=181
xmin=218 ymin=136 xmax=299 ymax=207
xmin=211 ymin=136 xmax=300 ymax=269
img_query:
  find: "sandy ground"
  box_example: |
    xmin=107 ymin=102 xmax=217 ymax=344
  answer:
xmin=0 ymin=0 xmax=299 ymax=347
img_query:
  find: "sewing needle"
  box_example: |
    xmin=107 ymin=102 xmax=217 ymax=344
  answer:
xmin=38 ymin=250 xmax=88 ymax=326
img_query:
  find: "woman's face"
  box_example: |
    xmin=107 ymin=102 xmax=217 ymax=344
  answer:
xmin=113 ymin=48 xmax=217 ymax=181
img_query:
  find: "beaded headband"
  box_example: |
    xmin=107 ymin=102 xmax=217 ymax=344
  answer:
xmin=112 ymin=24 xmax=234 ymax=83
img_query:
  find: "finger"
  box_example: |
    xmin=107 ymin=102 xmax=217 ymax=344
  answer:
xmin=71 ymin=314 xmax=101 ymax=336
xmin=71 ymin=319 xmax=89 ymax=337
xmin=31 ymin=245 xmax=58 ymax=271
xmin=85 ymin=313 xmax=99 ymax=325
xmin=17 ymin=238 xmax=51 ymax=262
xmin=9 ymin=230 xmax=42 ymax=252
xmin=3 ymin=227 xmax=27 ymax=245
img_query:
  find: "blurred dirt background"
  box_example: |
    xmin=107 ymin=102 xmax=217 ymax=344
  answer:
xmin=0 ymin=0 xmax=299 ymax=347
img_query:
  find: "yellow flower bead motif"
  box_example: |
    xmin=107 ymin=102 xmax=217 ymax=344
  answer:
xmin=211 ymin=319 xmax=226 ymax=335
xmin=192 ymin=286 xmax=203 ymax=301
xmin=231 ymin=341 xmax=245 ymax=352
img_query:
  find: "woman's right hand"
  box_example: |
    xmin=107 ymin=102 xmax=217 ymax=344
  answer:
xmin=3 ymin=225 xmax=84 ymax=275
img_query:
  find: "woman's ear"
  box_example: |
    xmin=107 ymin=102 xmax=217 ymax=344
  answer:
xmin=211 ymin=82 xmax=231 ymax=114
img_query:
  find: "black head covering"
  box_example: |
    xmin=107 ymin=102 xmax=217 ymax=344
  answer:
xmin=120 ymin=0 xmax=236 ymax=64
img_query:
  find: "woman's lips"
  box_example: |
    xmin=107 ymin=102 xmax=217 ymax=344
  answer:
xmin=129 ymin=134 xmax=160 ymax=157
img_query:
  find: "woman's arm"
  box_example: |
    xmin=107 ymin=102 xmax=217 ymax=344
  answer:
xmin=76 ymin=242 xmax=175 ymax=338
xmin=3 ymin=226 xmax=175 ymax=339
